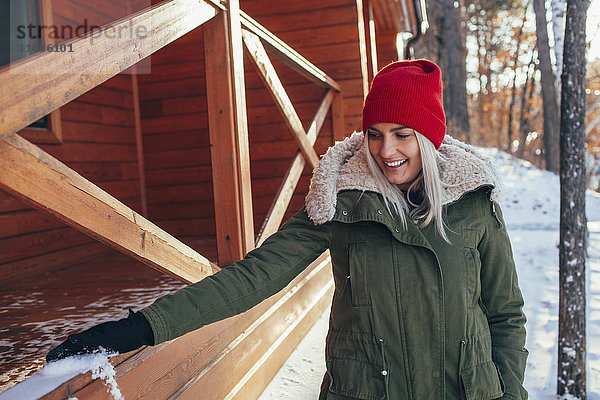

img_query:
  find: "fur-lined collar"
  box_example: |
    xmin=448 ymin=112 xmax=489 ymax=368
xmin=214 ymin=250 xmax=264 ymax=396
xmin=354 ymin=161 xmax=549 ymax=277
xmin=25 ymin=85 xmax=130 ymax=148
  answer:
xmin=305 ymin=132 xmax=504 ymax=224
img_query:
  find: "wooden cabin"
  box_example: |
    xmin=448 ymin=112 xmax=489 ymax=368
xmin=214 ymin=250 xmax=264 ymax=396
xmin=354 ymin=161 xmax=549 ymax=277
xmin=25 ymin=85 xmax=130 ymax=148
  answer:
xmin=0 ymin=0 xmax=423 ymax=397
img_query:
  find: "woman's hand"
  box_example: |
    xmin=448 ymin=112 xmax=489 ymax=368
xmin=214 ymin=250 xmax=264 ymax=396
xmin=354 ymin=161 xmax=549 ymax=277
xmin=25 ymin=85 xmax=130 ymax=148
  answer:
xmin=46 ymin=310 xmax=154 ymax=362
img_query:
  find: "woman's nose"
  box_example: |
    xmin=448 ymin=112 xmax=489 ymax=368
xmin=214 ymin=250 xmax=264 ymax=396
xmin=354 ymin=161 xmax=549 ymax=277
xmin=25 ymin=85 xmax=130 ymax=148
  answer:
xmin=380 ymin=137 xmax=396 ymax=158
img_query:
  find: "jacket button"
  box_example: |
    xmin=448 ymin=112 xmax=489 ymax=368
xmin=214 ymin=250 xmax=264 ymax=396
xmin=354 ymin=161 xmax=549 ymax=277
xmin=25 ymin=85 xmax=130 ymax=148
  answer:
xmin=377 ymin=209 xmax=383 ymax=215
xmin=381 ymin=370 xmax=388 ymax=376
xmin=342 ymin=210 xmax=348 ymax=216
xmin=394 ymin=227 xmax=400 ymax=233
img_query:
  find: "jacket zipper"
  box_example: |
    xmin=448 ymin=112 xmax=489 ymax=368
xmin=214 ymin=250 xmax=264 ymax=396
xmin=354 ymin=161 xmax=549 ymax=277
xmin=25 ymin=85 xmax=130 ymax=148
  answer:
xmin=458 ymin=340 xmax=466 ymax=397
xmin=378 ymin=338 xmax=390 ymax=399
xmin=337 ymin=275 xmax=351 ymax=299
xmin=491 ymin=202 xmax=503 ymax=228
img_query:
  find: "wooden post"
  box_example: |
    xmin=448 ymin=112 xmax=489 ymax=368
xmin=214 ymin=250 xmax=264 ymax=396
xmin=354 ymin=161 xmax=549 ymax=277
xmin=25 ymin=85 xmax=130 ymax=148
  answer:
xmin=131 ymin=70 xmax=148 ymax=218
xmin=364 ymin=0 xmax=378 ymax=81
xmin=204 ymin=9 xmax=254 ymax=266
xmin=332 ymin=92 xmax=346 ymax=141
xmin=355 ymin=0 xmax=370 ymax=99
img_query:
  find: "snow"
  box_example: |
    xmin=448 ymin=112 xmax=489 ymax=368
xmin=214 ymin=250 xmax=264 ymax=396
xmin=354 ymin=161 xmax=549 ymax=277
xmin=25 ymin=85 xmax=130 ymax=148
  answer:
xmin=259 ymin=148 xmax=600 ymax=399
xmin=0 ymin=351 xmax=122 ymax=400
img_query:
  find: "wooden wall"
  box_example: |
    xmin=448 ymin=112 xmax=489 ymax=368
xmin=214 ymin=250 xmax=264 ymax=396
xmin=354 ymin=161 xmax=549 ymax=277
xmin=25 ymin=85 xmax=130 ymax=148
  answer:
xmin=0 ymin=1 xmax=143 ymax=284
xmin=376 ymin=30 xmax=401 ymax=68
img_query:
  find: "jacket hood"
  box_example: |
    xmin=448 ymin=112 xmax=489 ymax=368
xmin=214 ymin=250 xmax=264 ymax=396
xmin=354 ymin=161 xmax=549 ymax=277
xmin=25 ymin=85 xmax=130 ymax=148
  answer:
xmin=305 ymin=132 xmax=504 ymax=224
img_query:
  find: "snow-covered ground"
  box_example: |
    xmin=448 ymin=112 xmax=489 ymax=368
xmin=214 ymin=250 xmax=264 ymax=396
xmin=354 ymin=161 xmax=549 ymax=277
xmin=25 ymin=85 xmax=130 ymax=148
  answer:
xmin=259 ymin=149 xmax=600 ymax=399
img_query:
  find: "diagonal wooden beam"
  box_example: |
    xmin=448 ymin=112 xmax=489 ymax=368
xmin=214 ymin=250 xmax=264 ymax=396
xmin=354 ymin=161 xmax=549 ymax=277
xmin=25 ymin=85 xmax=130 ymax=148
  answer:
xmin=0 ymin=0 xmax=218 ymax=141
xmin=256 ymin=90 xmax=334 ymax=246
xmin=0 ymin=134 xmax=218 ymax=284
xmin=239 ymin=11 xmax=341 ymax=92
xmin=241 ymin=29 xmax=320 ymax=169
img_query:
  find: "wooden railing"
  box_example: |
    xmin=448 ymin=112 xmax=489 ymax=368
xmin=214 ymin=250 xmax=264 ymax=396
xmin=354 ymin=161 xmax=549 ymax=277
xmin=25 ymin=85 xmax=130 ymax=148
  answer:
xmin=0 ymin=0 xmax=342 ymax=397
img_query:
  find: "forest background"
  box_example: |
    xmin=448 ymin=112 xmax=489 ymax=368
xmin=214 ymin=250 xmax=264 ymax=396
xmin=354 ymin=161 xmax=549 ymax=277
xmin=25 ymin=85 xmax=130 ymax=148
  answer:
xmin=411 ymin=0 xmax=600 ymax=190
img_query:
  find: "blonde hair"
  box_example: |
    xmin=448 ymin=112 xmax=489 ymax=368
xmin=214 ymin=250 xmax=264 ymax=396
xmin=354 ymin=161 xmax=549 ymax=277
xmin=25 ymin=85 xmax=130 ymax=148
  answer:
xmin=365 ymin=131 xmax=449 ymax=242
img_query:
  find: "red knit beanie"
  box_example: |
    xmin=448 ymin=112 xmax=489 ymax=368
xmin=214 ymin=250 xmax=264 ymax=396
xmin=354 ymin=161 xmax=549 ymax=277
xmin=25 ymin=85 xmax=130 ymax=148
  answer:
xmin=362 ymin=59 xmax=446 ymax=149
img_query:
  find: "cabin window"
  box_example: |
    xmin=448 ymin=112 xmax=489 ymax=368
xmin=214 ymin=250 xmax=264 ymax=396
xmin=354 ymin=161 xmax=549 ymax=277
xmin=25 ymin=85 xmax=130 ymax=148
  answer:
xmin=2 ymin=0 xmax=62 ymax=144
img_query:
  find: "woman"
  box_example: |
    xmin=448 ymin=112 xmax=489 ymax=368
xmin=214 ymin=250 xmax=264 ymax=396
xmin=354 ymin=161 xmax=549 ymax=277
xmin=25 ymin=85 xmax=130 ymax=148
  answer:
xmin=47 ymin=60 xmax=528 ymax=399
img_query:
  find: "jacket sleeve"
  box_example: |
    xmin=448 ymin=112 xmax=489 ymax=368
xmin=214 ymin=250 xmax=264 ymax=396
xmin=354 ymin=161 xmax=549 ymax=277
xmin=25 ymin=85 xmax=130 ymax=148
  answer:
xmin=140 ymin=207 xmax=331 ymax=344
xmin=478 ymin=199 xmax=528 ymax=400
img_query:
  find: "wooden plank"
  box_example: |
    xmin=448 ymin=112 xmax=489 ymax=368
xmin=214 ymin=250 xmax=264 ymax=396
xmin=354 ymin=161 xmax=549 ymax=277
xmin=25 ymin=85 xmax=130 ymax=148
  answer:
xmin=0 ymin=133 xmax=216 ymax=283
xmin=148 ymin=199 xmax=215 ymax=220
xmin=40 ymin=252 xmax=333 ymax=400
xmin=0 ymin=243 xmax=110 ymax=283
xmin=144 ymin=148 xmax=210 ymax=171
xmin=240 ymin=11 xmax=341 ymax=92
xmin=355 ymin=0 xmax=370 ymax=98
xmin=145 ymin=165 xmax=212 ymax=187
xmin=0 ymin=0 xmax=218 ymax=140
xmin=244 ymin=7 xmax=359 ymax=33
xmin=37 ymin=142 xmax=138 ymax=163
xmin=59 ymin=121 xmax=136 ymax=145
xmin=138 ymin=77 xmax=207 ymax=101
xmin=240 ymin=0 xmax=352 ymax=16
xmin=332 ymin=91 xmax=346 ymax=141
xmin=204 ymin=12 xmax=250 ymax=266
xmin=263 ymin=24 xmax=360 ymax=50
xmin=131 ymin=69 xmax=148 ymax=217
xmin=141 ymin=114 xmax=209 ymax=135
xmin=60 ymin=101 xmax=135 ymax=127
xmin=256 ymin=90 xmax=334 ymax=246
xmin=60 ymin=161 xmax=140 ymax=182
xmin=73 ymin=85 xmax=135 ymax=110
xmin=250 ymin=137 xmax=331 ymax=162
xmin=141 ymin=96 xmax=208 ymax=119
xmin=0 ymin=209 xmax=64 ymax=238
xmin=242 ymin=29 xmax=320 ymax=168
xmin=146 ymin=183 xmax=213 ymax=205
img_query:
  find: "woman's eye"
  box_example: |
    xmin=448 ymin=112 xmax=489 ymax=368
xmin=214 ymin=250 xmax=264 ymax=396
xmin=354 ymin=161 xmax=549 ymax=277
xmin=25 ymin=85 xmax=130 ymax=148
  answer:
xmin=396 ymin=133 xmax=411 ymax=139
xmin=367 ymin=132 xmax=381 ymax=139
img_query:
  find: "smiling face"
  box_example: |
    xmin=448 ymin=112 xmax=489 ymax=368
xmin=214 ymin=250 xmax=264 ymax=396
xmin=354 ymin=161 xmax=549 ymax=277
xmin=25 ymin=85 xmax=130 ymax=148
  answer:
xmin=366 ymin=122 xmax=423 ymax=189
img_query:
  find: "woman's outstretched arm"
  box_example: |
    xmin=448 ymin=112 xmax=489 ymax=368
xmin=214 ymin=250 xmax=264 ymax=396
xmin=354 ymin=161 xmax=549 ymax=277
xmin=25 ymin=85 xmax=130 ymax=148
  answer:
xmin=47 ymin=207 xmax=331 ymax=361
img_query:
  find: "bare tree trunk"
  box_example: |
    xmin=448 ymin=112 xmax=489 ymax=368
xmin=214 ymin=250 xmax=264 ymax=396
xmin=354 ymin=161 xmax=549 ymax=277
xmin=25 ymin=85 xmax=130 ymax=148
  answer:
xmin=442 ymin=0 xmax=470 ymax=141
xmin=516 ymin=55 xmax=536 ymax=159
xmin=558 ymin=0 xmax=589 ymax=397
xmin=507 ymin=12 xmax=527 ymax=154
xmin=533 ymin=0 xmax=561 ymax=172
xmin=552 ymin=0 xmax=568 ymax=95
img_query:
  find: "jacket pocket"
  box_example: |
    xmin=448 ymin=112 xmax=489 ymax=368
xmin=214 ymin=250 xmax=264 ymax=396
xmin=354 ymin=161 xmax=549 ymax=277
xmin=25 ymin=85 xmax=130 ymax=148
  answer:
xmin=460 ymin=360 xmax=505 ymax=400
xmin=348 ymin=242 xmax=371 ymax=307
xmin=326 ymin=358 xmax=386 ymax=400
xmin=462 ymin=226 xmax=482 ymax=303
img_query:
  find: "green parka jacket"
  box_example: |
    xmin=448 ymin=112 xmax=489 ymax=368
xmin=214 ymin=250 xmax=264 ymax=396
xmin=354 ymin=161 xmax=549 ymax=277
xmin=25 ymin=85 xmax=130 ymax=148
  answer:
xmin=140 ymin=133 xmax=528 ymax=400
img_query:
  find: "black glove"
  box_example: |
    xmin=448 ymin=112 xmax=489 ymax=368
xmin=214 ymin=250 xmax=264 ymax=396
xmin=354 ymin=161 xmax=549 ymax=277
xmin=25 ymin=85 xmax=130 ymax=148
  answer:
xmin=46 ymin=310 xmax=154 ymax=362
